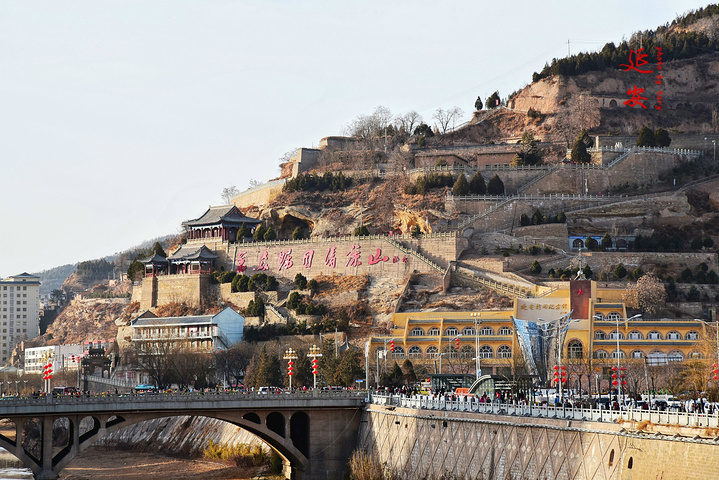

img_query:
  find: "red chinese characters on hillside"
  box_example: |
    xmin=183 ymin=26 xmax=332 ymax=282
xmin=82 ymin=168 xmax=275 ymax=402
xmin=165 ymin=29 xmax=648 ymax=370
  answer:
xmin=238 ymin=244 xmax=409 ymax=273
xmin=620 ymin=47 xmax=664 ymax=111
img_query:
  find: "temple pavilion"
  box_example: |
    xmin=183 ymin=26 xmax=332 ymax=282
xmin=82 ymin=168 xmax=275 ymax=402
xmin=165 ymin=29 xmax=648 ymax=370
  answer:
xmin=140 ymin=245 xmax=219 ymax=276
xmin=183 ymin=205 xmax=261 ymax=243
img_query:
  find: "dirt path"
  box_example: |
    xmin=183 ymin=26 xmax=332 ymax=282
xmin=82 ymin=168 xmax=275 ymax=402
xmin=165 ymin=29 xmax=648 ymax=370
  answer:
xmin=59 ymin=447 xmax=260 ymax=480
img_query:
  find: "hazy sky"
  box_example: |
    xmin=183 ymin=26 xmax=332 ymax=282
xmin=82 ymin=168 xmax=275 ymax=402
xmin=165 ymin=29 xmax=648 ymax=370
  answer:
xmin=0 ymin=0 xmax=711 ymax=278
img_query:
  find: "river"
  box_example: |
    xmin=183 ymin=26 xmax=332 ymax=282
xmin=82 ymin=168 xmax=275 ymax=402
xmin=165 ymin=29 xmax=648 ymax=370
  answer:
xmin=0 ymin=449 xmax=31 ymax=480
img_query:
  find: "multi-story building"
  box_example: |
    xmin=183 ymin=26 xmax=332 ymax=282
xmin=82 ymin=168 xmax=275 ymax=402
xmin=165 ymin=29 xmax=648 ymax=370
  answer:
xmin=0 ymin=273 xmax=40 ymax=364
xmin=24 ymin=344 xmax=85 ymax=375
xmin=130 ymin=307 xmax=245 ymax=352
xmin=370 ymin=279 xmax=709 ymax=390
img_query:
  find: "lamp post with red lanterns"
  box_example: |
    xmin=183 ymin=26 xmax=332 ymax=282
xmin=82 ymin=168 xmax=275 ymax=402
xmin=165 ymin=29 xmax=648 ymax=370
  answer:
xmin=307 ymin=345 xmax=322 ymax=393
xmin=283 ymin=348 xmax=297 ymax=391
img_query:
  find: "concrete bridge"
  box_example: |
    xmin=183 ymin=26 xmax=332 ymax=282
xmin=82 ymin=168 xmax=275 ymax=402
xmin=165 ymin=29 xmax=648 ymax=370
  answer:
xmin=0 ymin=392 xmax=365 ymax=480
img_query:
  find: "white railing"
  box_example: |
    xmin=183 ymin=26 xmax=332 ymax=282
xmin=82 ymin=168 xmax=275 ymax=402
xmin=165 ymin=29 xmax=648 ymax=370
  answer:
xmin=370 ymin=393 xmax=719 ymax=428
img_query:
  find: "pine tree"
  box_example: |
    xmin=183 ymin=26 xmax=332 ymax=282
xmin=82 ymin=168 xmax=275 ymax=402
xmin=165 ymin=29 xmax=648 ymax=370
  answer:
xmin=452 ymin=174 xmax=470 ymax=196
xmin=474 ymin=96 xmax=483 ymax=110
xmin=571 ymin=131 xmax=592 ymax=164
xmin=487 ymin=174 xmax=505 ymax=195
xmin=469 ymin=171 xmax=486 ymax=194
xmin=636 ymin=126 xmax=656 ymax=147
xmin=654 ymin=128 xmax=671 ymax=147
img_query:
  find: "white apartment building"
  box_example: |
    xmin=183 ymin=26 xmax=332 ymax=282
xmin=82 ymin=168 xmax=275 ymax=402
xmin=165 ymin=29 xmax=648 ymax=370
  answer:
xmin=25 ymin=344 xmax=85 ymax=375
xmin=1 ymin=273 xmax=40 ymax=363
xmin=131 ymin=306 xmax=245 ymax=352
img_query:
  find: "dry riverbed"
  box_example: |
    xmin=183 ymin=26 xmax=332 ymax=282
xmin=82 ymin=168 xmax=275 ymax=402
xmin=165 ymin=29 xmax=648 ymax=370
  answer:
xmin=59 ymin=447 xmax=264 ymax=480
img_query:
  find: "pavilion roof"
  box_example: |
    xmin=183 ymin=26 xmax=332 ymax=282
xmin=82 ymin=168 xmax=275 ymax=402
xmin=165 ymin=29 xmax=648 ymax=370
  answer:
xmin=139 ymin=253 xmax=169 ymax=265
xmin=168 ymin=245 xmax=218 ymax=262
xmin=183 ymin=205 xmax=261 ymax=228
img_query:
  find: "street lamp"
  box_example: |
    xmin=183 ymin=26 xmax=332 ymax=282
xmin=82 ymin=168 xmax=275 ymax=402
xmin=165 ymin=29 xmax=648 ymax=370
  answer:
xmin=471 ymin=314 xmax=482 ymax=379
xmin=377 ymin=338 xmax=396 ymax=382
xmin=439 ymin=334 xmax=461 ymax=375
xmin=307 ymin=345 xmax=322 ymax=392
xmin=594 ymin=313 xmax=641 ymax=405
xmin=283 ymin=348 xmax=297 ymax=391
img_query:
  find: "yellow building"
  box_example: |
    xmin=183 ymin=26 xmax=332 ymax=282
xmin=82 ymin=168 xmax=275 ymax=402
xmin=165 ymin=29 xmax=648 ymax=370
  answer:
xmin=370 ymin=280 xmax=707 ymax=381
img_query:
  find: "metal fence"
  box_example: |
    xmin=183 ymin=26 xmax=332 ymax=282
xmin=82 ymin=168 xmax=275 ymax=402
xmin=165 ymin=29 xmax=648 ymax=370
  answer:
xmin=370 ymin=393 xmax=719 ymax=428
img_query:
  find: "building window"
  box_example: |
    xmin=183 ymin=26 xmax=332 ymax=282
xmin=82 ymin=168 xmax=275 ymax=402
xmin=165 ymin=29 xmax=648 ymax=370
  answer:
xmin=410 ymin=327 xmax=425 ymax=336
xmin=609 ymin=331 xmax=624 ymax=340
xmin=686 ymin=331 xmax=699 ymax=340
xmin=611 ymin=349 xmax=626 ymax=359
xmin=428 ymin=327 xmax=440 ymax=336
xmin=479 ymin=345 xmax=494 ymax=358
xmin=631 ymin=350 xmax=644 ymax=359
xmin=408 ymin=346 xmax=423 ymax=358
xmin=498 ymin=326 xmax=513 ymax=335
xmin=445 ymin=327 xmax=459 ymax=336
xmin=594 ymin=330 xmax=607 ymax=340
xmin=689 ymin=351 xmax=702 ymax=359
xmin=668 ymin=351 xmax=684 ymax=362
xmin=647 ymin=331 xmax=662 ymax=340
xmin=627 ymin=331 xmax=643 ymax=340
xmin=497 ymin=345 xmax=512 ymax=358
xmin=462 ymin=327 xmax=475 ymax=335
xmin=608 ymin=312 xmax=621 ymax=322
xmin=666 ymin=331 xmax=682 ymax=340
xmin=392 ymin=346 xmax=405 ymax=358
xmin=594 ymin=313 xmax=605 ymax=321
xmin=594 ymin=350 xmax=608 ymax=359
xmin=479 ymin=326 xmax=495 ymax=336
xmin=426 ymin=346 xmax=439 ymax=358
xmin=567 ymin=340 xmax=583 ymax=359
xmin=460 ymin=345 xmax=475 ymax=358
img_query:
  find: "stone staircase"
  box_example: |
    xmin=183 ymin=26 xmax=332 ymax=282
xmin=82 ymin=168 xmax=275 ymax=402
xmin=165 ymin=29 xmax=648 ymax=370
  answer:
xmin=382 ymin=237 xmax=445 ymax=274
xmin=458 ymin=197 xmax=515 ymax=230
xmin=452 ymin=262 xmax=544 ymax=298
xmin=516 ymin=166 xmax=559 ymax=194
xmin=265 ymin=302 xmax=290 ymax=324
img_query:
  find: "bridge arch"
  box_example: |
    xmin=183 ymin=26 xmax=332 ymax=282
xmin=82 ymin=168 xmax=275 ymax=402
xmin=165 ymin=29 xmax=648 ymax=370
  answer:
xmin=0 ymin=393 xmax=364 ymax=480
xmin=1 ymin=411 xmax=310 ymax=480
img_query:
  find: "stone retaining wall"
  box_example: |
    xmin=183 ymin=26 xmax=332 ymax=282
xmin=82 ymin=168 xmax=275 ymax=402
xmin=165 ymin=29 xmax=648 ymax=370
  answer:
xmin=359 ymin=405 xmax=719 ymax=480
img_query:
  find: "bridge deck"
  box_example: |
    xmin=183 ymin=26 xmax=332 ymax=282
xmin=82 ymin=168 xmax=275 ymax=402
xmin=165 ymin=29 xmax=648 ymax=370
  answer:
xmin=0 ymin=391 xmax=366 ymax=416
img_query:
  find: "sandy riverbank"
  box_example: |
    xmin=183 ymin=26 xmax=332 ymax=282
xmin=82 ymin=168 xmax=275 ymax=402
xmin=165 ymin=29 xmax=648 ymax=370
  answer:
xmin=59 ymin=447 xmax=263 ymax=480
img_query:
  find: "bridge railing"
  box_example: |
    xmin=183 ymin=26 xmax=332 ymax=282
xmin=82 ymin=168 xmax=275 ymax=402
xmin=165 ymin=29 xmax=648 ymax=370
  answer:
xmin=370 ymin=394 xmax=719 ymax=428
xmin=0 ymin=390 xmax=367 ymax=408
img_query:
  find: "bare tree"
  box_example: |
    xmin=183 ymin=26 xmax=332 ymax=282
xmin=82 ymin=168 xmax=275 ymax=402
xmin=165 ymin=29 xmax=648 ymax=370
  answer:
xmin=215 ymin=342 xmax=256 ymax=386
xmin=433 ymin=107 xmax=464 ymax=134
xmin=622 ymin=275 xmax=667 ymax=316
xmin=551 ymin=96 xmax=600 ymax=148
xmin=221 ymin=186 xmax=240 ymax=204
xmin=342 ymin=106 xmax=393 ymax=141
xmin=131 ymin=341 xmax=180 ymax=389
xmin=173 ymin=348 xmax=215 ymax=390
xmin=394 ymin=111 xmax=423 ymax=136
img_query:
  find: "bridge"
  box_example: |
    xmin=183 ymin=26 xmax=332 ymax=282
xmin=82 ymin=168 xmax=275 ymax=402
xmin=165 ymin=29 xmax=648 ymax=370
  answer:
xmin=0 ymin=391 xmax=365 ymax=480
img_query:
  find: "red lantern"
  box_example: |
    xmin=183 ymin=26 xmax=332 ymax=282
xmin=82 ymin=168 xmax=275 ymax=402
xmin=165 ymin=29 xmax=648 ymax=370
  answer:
xmin=311 ymin=358 xmax=318 ymax=375
xmin=287 ymin=360 xmax=293 ymax=376
xmin=455 ymin=337 xmax=460 ymax=350
xmin=390 ymin=340 xmax=395 ymax=352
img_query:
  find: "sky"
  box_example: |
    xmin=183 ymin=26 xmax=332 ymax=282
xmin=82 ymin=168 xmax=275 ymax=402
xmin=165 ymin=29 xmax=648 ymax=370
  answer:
xmin=0 ymin=0 xmax=712 ymax=278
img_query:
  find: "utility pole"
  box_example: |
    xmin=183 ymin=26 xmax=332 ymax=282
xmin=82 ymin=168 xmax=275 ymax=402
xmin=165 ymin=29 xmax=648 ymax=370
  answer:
xmin=567 ymin=39 xmax=570 ymax=56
